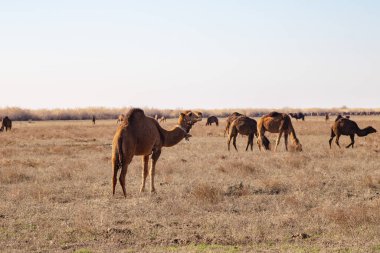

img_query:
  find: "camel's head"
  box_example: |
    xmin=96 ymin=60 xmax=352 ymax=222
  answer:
xmin=293 ymin=139 xmax=303 ymax=152
xmin=366 ymin=126 xmax=377 ymax=134
xmin=193 ymin=111 xmax=203 ymax=122
xmin=182 ymin=110 xmax=202 ymax=123
xmin=295 ymin=143 xmax=303 ymax=152
xmin=257 ymin=136 xmax=270 ymax=151
xmin=178 ymin=112 xmax=198 ymax=132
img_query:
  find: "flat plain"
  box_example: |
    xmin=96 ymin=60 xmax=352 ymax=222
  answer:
xmin=0 ymin=117 xmax=379 ymax=252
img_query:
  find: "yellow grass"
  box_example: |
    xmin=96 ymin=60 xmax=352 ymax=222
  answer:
xmin=0 ymin=117 xmax=379 ymax=252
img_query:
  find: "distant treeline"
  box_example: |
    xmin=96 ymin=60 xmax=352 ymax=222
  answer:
xmin=0 ymin=107 xmax=379 ymax=121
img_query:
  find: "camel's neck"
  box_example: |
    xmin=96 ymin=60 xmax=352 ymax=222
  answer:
xmin=161 ymin=126 xmax=188 ymax=147
xmin=356 ymin=127 xmax=371 ymax=137
xmin=289 ymin=125 xmax=300 ymax=145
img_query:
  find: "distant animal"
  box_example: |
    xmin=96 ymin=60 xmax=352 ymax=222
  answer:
xmin=112 ymin=108 xmax=202 ymax=197
xmin=325 ymin=114 xmax=329 ymax=121
xmin=206 ymin=116 xmax=219 ymax=126
xmin=117 ymin=114 xmax=125 ymax=124
xmin=224 ymin=112 xmax=243 ymax=137
xmin=92 ymin=115 xmax=96 ymax=125
xmin=0 ymin=116 xmax=12 ymax=132
xmin=257 ymin=112 xmax=302 ymax=151
xmin=289 ymin=112 xmax=305 ymax=121
xmin=183 ymin=111 xmax=203 ymax=121
xmin=329 ymin=117 xmax=376 ymax=149
xmin=227 ymin=116 xmax=258 ymax=151
xmin=159 ymin=116 xmax=166 ymax=123
xmin=335 ymin=115 xmax=343 ymax=121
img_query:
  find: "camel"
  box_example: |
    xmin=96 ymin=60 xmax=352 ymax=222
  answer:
xmin=257 ymin=112 xmax=302 ymax=152
xmin=112 ymin=108 xmax=202 ymax=197
xmin=224 ymin=112 xmax=242 ymax=137
xmin=183 ymin=111 xmax=203 ymax=121
xmin=117 ymin=114 xmax=125 ymax=124
xmin=206 ymin=116 xmax=219 ymax=126
xmin=289 ymin=112 xmax=305 ymax=121
xmin=325 ymin=114 xmax=329 ymax=121
xmin=159 ymin=116 xmax=166 ymax=123
xmin=329 ymin=117 xmax=376 ymax=149
xmin=227 ymin=116 xmax=258 ymax=151
xmin=92 ymin=115 xmax=96 ymax=125
xmin=0 ymin=116 xmax=12 ymax=132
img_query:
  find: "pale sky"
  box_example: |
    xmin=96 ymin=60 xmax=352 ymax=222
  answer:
xmin=1 ymin=1 xmax=379 ymax=109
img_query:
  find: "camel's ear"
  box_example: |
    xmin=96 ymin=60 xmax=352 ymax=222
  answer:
xmin=188 ymin=112 xmax=193 ymax=117
xmin=179 ymin=113 xmax=185 ymax=117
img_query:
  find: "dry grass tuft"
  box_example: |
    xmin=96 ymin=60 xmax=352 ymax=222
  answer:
xmin=191 ymin=184 xmax=224 ymax=204
xmin=363 ymin=175 xmax=380 ymax=189
xmin=260 ymin=179 xmax=289 ymax=195
xmin=0 ymin=169 xmax=34 ymax=184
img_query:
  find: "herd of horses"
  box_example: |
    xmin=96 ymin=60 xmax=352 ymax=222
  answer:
xmin=1 ymin=109 xmax=377 ymax=197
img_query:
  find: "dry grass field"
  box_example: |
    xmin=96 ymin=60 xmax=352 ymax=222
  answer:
xmin=1 ymin=117 xmax=380 ymax=252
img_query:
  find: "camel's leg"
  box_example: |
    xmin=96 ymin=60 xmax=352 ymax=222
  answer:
xmin=257 ymin=138 xmax=261 ymax=151
xmin=329 ymin=135 xmax=335 ymax=149
xmin=150 ymin=149 xmax=161 ymax=193
xmin=227 ymin=135 xmax=232 ymax=151
xmin=346 ymin=134 xmax=355 ymax=148
xmin=112 ymin=157 xmax=119 ymax=196
xmin=250 ymin=133 xmax=254 ymax=151
xmin=246 ymin=133 xmax=253 ymax=151
xmin=335 ymin=134 xmax=341 ymax=148
xmin=140 ymin=155 xmax=150 ymax=192
xmin=274 ymin=131 xmax=283 ymax=152
xmin=284 ymin=133 xmax=289 ymax=151
xmin=119 ymin=155 xmax=133 ymax=198
xmin=232 ymin=135 xmax=238 ymax=151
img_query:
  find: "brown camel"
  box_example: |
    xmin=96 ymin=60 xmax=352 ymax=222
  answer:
xmin=224 ymin=112 xmax=242 ymax=137
xmin=0 ymin=116 xmax=12 ymax=132
xmin=227 ymin=116 xmax=258 ymax=151
xmin=112 ymin=108 xmax=201 ymax=197
xmin=159 ymin=116 xmax=166 ymax=123
xmin=117 ymin=114 xmax=125 ymax=124
xmin=206 ymin=116 xmax=219 ymax=126
xmin=183 ymin=111 xmax=203 ymax=122
xmin=289 ymin=112 xmax=305 ymax=121
xmin=257 ymin=112 xmax=302 ymax=151
xmin=329 ymin=118 xmax=376 ymax=149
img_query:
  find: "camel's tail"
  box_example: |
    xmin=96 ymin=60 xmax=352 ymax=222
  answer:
xmin=224 ymin=122 xmax=230 ymax=137
xmin=116 ymin=130 xmax=124 ymax=168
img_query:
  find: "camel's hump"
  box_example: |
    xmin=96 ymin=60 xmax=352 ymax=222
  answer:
xmin=125 ymin=108 xmax=145 ymax=124
xmin=267 ymin=111 xmax=281 ymax=117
